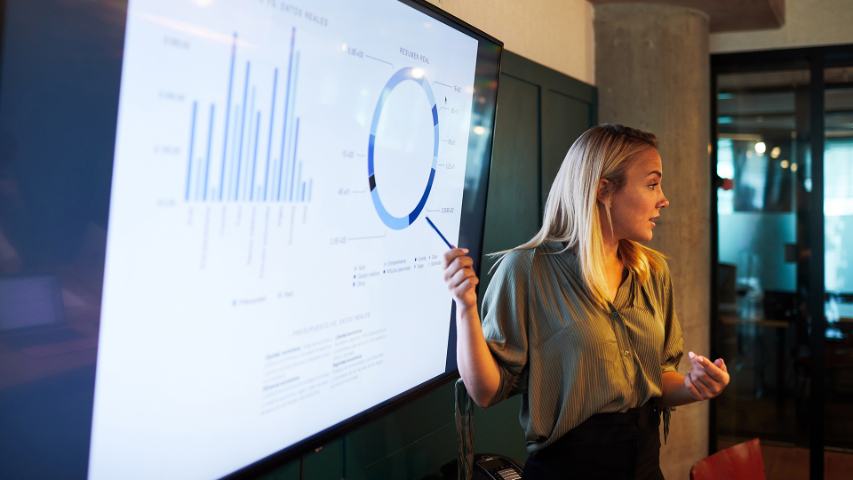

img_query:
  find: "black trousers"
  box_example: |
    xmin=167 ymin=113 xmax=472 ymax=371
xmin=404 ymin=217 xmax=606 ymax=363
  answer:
xmin=523 ymin=402 xmax=664 ymax=480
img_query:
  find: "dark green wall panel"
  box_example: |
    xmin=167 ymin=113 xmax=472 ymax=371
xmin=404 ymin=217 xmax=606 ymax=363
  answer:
xmin=256 ymin=460 xmax=299 ymax=480
xmin=345 ymin=383 xmax=454 ymax=475
xmin=356 ymin=421 xmax=456 ymax=479
xmin=473 ymin=395 xmax=527 ymax=462
xmin=480 ymin=73 xmax=541 ymax=293
xmin=302 ymin=439 xmax=344 ymax=480
xmin=541 ymin=90 xmax=593 ymax=207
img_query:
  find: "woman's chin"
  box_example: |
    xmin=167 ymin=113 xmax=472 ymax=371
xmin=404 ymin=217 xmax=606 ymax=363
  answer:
xmin=629 ymin=230 xmax=654 ymax=243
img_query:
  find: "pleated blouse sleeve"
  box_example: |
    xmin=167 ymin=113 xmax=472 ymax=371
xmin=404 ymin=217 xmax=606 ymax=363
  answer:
xmin=479 ymin=250 xmax=533 ymax=404
xmin=657 ymin=261 xmax=683 ymax=374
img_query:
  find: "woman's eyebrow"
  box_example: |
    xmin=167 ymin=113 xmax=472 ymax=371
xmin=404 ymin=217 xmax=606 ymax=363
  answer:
xmin=647 ymin=170 xmax=662 ymax=178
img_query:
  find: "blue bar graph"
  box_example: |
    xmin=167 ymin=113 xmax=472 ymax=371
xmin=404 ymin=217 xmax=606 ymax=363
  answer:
xmin=263 ymin=68 xmax=279 ymax=201
xmin=201 ymin=104 xmax=215 ymax=201
xmin=185 ymin=101 xmax=197 ymax=201
xmin=218 ymin=33 xmax=237 ymax=201
xmin=288 ymin=117 xmax=301 ymax=202
xmin=250 ymin=110 xmax=260 ymax=201
xmin=239 ymin=85 xmax=257 ymax=202
xmin=234 ymin=61 xmax=251 ymax=201
xmin=276 ymin=28 xmax=297 ymax=203
xmin=184 ymin=29 xmax=311 ymax=204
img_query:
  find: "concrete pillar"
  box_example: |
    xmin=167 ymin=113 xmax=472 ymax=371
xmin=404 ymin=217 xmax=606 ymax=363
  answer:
xmin=595 ymin=4 xmax=711 ymax=479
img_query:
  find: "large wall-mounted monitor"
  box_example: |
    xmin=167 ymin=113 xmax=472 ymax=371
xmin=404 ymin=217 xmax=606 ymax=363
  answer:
xmin=0 ymin=0 xmax=501 ymax=478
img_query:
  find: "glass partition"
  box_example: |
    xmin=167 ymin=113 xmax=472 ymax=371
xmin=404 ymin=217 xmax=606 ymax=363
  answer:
xmin=713 ymin=49 xmax=853 ymax=480
xmin=714 ymin=68 xmax=811 ymax=447
xmin=823 ymin=67 xmax=853 ymax=454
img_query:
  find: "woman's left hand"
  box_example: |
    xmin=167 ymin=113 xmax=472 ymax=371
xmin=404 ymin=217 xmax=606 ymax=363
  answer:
xmin=684 ymin=351 xmax=730 ymax=401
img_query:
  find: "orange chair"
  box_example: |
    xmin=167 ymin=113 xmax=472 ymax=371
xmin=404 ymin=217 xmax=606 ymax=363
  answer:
xmin=690 ymin=438 xmax=766 ymax=480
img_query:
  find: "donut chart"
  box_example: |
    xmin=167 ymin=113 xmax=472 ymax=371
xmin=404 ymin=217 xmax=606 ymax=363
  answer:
xmin=367 ymin=67 xmax=439 ymax=230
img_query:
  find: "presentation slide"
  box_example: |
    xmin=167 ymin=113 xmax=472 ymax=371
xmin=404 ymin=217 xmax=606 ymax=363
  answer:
xmin=88 ymin=0 xmax=479 ymax=478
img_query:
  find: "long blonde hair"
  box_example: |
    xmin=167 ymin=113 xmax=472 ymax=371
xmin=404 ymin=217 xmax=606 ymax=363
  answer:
xmin=494 ymin=124 xmax=666 ymax=308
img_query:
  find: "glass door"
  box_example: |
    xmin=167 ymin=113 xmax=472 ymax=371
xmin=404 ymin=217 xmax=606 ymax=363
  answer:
xmin=713 ymin=48 xmax=853 ymax=480
xmin=823 ymin=66 xmax=853 ymax=476
xmin=714 ymin=67 xmax=814 ymax=452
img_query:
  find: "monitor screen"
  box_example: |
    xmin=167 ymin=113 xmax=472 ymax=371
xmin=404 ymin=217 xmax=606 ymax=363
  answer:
xmin=0 ymin=0 xmax=501 ymax=478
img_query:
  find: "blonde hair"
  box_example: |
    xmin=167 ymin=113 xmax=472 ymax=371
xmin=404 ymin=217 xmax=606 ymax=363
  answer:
xmin=494 ymin=124 xmax=666 ymax=308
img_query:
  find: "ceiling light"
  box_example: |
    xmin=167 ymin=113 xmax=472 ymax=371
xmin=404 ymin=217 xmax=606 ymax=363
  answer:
xmin=770 ymin=146 xmax=781 ymax=159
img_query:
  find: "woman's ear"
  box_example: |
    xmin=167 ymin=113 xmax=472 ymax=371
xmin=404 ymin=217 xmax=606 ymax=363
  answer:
xmin=597 ymin=178 xmax=611 ymax=206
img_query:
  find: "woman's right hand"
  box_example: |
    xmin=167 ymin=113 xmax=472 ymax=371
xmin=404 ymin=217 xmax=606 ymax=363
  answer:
xmin=442 ymin=247 xmax=479 ymax=310
xmin=443 ymin=247 xmax=500 ymax=407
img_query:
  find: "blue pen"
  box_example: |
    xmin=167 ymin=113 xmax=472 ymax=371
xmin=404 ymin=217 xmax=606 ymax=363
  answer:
xmin=425 ymin=216 xmax=454 ymax=249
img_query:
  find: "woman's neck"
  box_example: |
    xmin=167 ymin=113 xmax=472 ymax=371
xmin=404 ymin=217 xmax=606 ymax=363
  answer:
xmin=599 ymin=204 xmax=622 ymax=273
xmin=601 ymin=236 xmax=624 ymax=301
xmin=602 ymin=235 xmax=621 ymax=271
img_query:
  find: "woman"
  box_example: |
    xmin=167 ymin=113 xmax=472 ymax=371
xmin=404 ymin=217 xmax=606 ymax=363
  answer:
xmin=443 ymin=124 xmax=729 ymax=479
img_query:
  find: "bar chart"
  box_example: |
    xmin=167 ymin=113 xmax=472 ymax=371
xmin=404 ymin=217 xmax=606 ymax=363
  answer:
xmin=184 ymin=29 xmax=312 ymax=204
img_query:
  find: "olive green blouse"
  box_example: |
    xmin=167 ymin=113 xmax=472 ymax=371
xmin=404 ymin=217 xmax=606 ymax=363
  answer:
xmin=481 ymin=242 xmax=683 ymax=453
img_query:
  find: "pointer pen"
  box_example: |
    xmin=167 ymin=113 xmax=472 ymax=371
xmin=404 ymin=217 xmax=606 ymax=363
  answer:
xmin=425 ymin=216 xmax=454 ymax=249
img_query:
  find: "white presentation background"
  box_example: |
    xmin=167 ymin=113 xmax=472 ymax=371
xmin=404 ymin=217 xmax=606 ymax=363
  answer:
xmin=88 ymin=0 xmax=478 ymax=478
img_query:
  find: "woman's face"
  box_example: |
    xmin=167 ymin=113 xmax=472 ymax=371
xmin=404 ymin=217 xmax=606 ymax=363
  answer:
xmin=608 ymin=147 xmax=669 ymax=242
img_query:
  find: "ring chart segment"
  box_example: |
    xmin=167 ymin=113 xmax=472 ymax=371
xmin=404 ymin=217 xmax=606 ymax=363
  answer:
xmin=367 ymin=66 xmax=439 ymax=230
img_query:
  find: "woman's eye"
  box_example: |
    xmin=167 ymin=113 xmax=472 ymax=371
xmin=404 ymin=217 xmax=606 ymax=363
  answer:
xmin=648 ymin=183 xmax=658 ymax=190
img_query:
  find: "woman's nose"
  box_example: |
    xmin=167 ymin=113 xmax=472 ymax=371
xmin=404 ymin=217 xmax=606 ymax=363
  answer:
xmin=658 ymin=196 xmax=670 ymax=209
